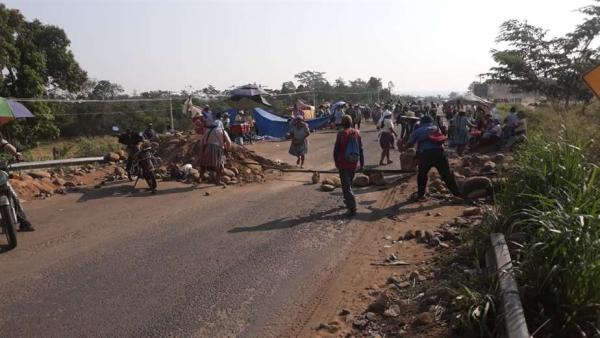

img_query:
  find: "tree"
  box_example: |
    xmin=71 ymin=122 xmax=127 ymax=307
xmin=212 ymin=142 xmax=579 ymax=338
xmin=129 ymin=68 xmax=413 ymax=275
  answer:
xmin=349 ymin=78 xmax=367 ymax=90
xmin=448 ymin=91 xmax=459 ymax=99
xmin=201 ymin=85 xmax=220 ymax=97
xmin=294 ymin=70 xmax=328 ymax=90
xmin=367 ymin=77 xmax=383 ymax=91
xmin=334 ymin=77 xmax=348 ymax=91
xmin=387 ymin=81 xmax=395 ymax=93
xmin=280 ymin=81 xmax=296 ymax=94
xmin=488 ymin=2 xmax=600 ymax=107
xmin=0 ymin=4 xmax=87 ymax=146
xmin=91 ymin=80 xmax=124 ymax=99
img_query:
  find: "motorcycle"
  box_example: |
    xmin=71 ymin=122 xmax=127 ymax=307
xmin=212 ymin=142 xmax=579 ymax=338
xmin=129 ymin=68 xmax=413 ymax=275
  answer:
xmin=130 ymin=144 xmax=161 ymax=193
xmin=0 ymin=163 xmax=18 ymax=249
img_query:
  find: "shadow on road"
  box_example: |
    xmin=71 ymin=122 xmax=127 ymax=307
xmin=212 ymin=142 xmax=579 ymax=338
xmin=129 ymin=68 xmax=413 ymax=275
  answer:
xmin=228 ymin=195 xmax=453 ymax=234
xmin=75 ymin=183 xmax=199 ymax=202
xmin=0 ymin=244 xmax=13 ymax=254
xmin=227 ymin=207 xmax=346 ymax=233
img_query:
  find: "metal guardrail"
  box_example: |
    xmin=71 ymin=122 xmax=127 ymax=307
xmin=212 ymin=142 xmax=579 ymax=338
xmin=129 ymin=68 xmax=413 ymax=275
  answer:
xmin=9 ymin=157 xmax=106 ymax=171
xmin=489 ymin=233 xmax=531 ymax=338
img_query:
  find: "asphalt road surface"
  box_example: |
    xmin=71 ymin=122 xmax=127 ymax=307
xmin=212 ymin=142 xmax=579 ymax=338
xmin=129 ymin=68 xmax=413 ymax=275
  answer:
xmin=0 ymin=124 xmax=386 ymax=337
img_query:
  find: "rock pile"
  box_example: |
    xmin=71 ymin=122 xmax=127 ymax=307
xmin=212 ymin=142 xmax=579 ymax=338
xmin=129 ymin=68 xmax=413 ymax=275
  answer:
xmin=9 ymin=165 xmax=105 ymax=201
xmin=152 ymin=133 xmax=287 ymax=185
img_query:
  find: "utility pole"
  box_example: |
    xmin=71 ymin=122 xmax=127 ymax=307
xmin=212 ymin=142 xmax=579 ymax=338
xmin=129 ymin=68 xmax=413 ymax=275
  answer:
xmin=169 ymin=93 xmax=174 ymax=132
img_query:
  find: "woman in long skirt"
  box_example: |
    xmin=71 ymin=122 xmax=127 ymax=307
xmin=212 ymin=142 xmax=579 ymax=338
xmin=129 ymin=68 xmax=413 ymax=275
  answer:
xmin=289 ymin=116 xmax=310 ymax=168
xmin=200 ymin=124 xmax=232 ymax=184
xmin=378 ymin=109 xmax=397 ymax=165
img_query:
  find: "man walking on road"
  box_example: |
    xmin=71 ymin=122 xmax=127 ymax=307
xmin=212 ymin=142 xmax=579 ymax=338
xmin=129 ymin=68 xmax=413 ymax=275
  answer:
xmin=333 ymin=115 xmax=364 ymax=217
xmin=405 ymin=115 xmax=461 ymax=201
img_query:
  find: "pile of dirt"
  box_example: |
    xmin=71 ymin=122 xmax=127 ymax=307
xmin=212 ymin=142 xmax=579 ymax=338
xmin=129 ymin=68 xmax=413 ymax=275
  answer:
xmin=153 ymin=133 xmax=288 ymax=184
xmin=9 ymin=164 xmax=114 ymax=201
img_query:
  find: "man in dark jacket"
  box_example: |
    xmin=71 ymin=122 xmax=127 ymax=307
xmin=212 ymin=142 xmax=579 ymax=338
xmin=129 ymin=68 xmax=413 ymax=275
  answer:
xmin=143 ymin=123 xmax=156 ymax=140
xmin=333 ymin=115 xmax=364 ymax=217
xmin=406 ymin=115 xmax=461 ymax=201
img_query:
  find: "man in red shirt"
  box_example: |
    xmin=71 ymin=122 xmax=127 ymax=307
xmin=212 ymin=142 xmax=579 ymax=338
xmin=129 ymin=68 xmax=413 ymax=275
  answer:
xmin=333 ymin=115 xmax=364 ymax=217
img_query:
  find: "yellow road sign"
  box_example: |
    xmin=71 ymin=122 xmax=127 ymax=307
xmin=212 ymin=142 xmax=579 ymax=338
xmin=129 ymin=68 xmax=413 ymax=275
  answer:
xmin=583 ymin=64 xmax=600 ymax=98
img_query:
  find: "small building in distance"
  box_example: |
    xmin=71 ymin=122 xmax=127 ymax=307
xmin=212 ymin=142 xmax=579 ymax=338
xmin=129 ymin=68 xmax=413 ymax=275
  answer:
xmin=468 ymin=81 xmax=543 ymax=104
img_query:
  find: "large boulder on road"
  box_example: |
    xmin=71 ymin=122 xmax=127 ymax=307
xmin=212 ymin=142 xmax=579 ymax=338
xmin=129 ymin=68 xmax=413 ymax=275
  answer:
xmin=330 ymin=176 xmax=342 ymax=188
xmin=223 ymin=168 xmax=236 ymax=178
xmin=28 ymin=171 xmax=51 ymax=179
xmin=188 ymin=168 xmax=201 ymax=182
xmin=460 ymin=176 xmax=493 ymax=197
xmin=369 ymin=172 xmax=385 ymax=186
xmin=322 ymin=178 xmax=334 ymax=186
xmin=400 ymin=149 xmax=417 ymax=171
xmin=353 ymin=174 xmax=370 ymax=187
xmin=52 ymin=178 xmax=66 ymax=186
xmin=105 ymin=152 xmax=121 ymax=163
xmin=321 ymin=184 xmax=336 ymax=192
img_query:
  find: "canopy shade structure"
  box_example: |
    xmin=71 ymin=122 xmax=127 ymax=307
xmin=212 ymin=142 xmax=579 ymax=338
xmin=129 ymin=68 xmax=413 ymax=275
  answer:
xmin=230 ymin=84 xmax=271 ymax=107
xmin=0 ymin=98 xmax=35 ymax=125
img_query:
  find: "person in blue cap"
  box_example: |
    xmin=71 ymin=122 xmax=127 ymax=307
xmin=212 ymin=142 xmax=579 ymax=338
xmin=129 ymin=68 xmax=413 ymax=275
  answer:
xmin=405 ymin=115 xmax=461 ymax=201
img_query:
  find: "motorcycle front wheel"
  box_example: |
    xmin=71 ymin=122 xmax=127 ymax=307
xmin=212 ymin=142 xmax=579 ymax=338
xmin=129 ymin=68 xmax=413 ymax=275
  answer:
xmin=144 ymin=171 xmax=157 ymax=192
xmin=1 ymin=204 xmax=17 ymax=250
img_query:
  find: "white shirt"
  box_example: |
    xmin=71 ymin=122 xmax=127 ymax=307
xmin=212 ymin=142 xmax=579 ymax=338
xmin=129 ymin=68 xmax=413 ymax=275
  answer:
xmin=383 ymin=118 xmax=395 ymax=131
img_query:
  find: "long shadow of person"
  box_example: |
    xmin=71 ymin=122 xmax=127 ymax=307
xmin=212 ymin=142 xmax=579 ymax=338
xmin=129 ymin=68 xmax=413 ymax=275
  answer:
xmin=228 ymin=206 xmax=346 ymax=233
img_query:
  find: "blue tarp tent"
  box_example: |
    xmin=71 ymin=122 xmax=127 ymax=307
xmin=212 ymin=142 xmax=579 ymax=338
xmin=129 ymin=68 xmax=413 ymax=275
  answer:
xmin=306 ymin=116 xmax=330 ymax=130
xmin=251 ymin=108 xmax=332 ymax=139
xmin=252 ymin=108 xmax=289 ymax=138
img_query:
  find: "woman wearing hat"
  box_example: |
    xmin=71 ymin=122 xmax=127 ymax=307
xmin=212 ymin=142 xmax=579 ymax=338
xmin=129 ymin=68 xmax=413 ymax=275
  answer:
xmin=378 ymin=107 xmax=397 ymax=166
xmin=289 ymin=115 xmax=310 ymax=168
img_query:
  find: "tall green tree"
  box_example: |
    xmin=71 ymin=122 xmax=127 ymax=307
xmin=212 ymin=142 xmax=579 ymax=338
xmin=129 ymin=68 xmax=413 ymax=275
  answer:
xmin=0 ymin=4 xmax=87 ymax=147
xmin=294 ymin=70 xmax=329 ymax=90
xmin=488 ymin=1 xmax=600 ymax=107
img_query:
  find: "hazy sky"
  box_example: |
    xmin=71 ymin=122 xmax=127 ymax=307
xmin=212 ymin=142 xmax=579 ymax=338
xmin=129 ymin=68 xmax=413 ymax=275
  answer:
xmin=4 ymin=0 xmax=591 ymax=95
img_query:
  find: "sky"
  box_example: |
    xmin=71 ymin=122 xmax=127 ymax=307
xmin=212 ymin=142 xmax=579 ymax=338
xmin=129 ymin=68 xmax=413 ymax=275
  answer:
xmin=4 ymin=0 xmax=592 ymax=95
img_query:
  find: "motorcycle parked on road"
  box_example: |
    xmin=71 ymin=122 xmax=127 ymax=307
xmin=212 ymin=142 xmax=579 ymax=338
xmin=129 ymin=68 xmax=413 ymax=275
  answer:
xmin=130 ymin=144 xmax=161 ymax=193
xmin=0 ymin=163 xmax=18 ymax=249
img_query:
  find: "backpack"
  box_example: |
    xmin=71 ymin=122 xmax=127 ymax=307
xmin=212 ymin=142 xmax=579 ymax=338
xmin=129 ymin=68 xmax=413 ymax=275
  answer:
xmin=427 ymin=129 xmax=447 ymax=144
xmin=344 ymin=132 xmax=360 ymax=163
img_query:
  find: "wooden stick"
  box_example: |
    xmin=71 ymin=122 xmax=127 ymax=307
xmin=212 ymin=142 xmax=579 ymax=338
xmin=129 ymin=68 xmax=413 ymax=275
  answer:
xmin=276 ymin=168 xmax=416 ymax=174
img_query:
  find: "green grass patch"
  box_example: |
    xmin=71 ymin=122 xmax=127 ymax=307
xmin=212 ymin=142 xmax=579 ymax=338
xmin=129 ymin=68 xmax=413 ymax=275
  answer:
xmin=23 ymin=136 xmax=121 ymax=161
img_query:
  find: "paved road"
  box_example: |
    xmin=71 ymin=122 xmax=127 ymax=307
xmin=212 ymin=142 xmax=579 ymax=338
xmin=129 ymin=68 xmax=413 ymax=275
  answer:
xmin=0 ymin=125 xmax=386 ymax=337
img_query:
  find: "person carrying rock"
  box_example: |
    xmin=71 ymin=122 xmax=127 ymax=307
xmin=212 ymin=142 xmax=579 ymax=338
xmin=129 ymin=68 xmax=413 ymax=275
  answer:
xmin=405 ymin=115 xmax=461 ymax=201
xmin=200 ymin=121 xmax=232 ymax=185
xmin=0 ymin=136 xmax=34 ymax=231
xmin=333 ymin=115 xmax=364 ymax=217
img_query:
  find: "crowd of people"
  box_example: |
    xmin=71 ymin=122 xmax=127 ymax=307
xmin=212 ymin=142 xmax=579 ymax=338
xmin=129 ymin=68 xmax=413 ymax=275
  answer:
xmin=291 ymin=99 xmax=529 ymax=216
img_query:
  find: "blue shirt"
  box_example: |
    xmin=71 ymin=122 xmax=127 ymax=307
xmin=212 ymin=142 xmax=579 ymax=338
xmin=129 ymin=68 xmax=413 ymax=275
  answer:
xmin=407 ymin=122 xmax=443 ymax=152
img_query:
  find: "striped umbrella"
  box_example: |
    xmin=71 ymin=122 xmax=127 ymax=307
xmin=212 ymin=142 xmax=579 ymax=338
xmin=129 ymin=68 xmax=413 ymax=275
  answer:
xmin=0 ymin=98 xmax=35 ymax=125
